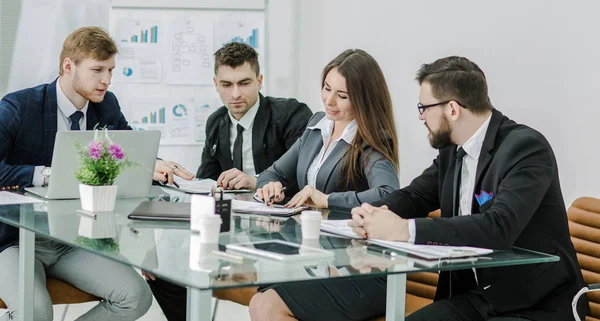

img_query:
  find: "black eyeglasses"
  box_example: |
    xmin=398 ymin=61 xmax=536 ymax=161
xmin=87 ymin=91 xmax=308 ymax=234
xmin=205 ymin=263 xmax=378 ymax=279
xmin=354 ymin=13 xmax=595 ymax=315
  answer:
xmin=417 ymin=100 xmax=467 ymax=115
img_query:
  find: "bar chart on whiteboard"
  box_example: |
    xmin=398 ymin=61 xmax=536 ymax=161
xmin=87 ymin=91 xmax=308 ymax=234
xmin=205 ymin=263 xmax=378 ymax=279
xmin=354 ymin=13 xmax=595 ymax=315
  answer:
xmin=129 ymin=99 xmax=219 ymax=145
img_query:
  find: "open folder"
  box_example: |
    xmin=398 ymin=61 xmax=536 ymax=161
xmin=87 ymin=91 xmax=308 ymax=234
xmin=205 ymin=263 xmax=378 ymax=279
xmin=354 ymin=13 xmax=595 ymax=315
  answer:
xmin=232 ymin=200 xmax=308 ymax=217
xmin=320 ymin=220 xmax=493 ymax=260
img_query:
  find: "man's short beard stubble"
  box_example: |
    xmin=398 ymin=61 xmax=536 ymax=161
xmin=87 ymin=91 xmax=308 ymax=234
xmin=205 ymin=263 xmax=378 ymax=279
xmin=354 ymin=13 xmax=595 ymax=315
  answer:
xmin=427 ymin=114 xmax=453 ymax=149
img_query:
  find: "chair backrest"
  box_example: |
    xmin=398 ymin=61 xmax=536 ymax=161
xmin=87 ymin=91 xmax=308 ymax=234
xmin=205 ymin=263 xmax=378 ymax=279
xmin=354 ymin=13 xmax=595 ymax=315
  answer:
xmin=406 ymin=210 xmax=441 ymax=302
xmin=568 ymin=196 xmax=600 ymax=320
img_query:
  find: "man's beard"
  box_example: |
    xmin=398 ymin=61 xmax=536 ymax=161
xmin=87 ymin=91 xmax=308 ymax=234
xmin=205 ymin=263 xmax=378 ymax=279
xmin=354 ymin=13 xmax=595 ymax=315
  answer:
xmin=427 ymin=115 xmax=453 ymax=149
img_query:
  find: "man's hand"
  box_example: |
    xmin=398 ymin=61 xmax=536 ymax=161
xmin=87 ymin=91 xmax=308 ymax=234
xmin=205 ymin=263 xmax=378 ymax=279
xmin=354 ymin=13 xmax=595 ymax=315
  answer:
xmin=153 ymin=160 xmax=195 ymax=184
xmin=349 ymin=203 xmax=409 ymax=241
xmin=285 ymin=185 xmax=329 ymax=209
xmin=217 ymin=168 xmax=257 ymax=190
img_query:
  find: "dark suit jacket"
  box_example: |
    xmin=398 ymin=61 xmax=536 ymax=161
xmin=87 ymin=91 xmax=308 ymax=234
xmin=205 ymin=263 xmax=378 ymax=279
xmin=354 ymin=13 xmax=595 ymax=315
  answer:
xmin=372 ymin=109 xmax=588 ymax=320
xmin=196 ymin=93 xmax=312 ymax=182
xmin=258 ymin=112 xmax=399 ymax=211
xmin=0 ymin=79 xmax=131 ymax=252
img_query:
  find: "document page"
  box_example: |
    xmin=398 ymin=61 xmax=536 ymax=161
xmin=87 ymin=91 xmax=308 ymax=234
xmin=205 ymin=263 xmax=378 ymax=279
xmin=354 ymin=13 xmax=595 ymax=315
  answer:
xmin=321 ymin=219 xmax=493 ymax=260
xmin=0 ymin=192 xmax=43 ymax=205
xmin=232 ymin=200 xmax=308 ymax=217
xmin=165 ymin=178 xmax=250 ymax=194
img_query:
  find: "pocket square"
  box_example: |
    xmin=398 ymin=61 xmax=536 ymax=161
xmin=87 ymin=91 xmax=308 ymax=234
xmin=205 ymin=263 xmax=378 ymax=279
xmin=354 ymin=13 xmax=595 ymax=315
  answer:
xmin=475 ymin=190 xmax=494 ymax=206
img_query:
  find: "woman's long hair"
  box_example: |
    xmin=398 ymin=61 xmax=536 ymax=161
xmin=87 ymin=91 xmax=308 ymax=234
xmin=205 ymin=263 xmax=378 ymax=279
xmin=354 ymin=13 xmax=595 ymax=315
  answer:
xmin=321 ymin=49 xmax=399 ymax=188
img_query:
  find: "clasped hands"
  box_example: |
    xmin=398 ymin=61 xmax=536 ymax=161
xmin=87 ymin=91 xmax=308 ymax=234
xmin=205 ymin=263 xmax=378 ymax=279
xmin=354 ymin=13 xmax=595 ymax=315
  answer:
xmin=255 ymin=182 xmax=329 ymax=208
xmin=348 ymin=203 xmax=410 ymax=242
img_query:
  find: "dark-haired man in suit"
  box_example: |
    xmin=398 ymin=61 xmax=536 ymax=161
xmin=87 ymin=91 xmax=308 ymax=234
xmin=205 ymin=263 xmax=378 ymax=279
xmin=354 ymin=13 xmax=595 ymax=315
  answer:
xmin=0 ymin=26 xmax=195 ymax=320
xmin=145 ymin=41 xmax=312 ymax=321
xmin=346 ymin=56 xmax=588 ymax=321
xmin=196 ymin=41 xmax=312 ymax=191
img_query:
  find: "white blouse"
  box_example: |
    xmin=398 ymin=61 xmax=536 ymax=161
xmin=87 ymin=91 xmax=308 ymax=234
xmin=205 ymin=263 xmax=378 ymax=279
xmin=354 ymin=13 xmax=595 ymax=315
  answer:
xmin=306 ymin=117 xmax=358 ymax=187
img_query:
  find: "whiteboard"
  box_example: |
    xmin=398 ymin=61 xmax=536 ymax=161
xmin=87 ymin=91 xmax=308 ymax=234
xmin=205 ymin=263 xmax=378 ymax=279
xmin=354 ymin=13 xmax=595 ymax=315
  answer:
xmin=109 ymin=5 xmax=266 ymax=147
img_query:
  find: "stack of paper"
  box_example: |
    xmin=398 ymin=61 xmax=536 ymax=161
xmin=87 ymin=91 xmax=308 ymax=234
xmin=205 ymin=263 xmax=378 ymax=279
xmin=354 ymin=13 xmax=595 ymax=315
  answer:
xmin=320 ymin=219 xmax=493 ymax=260
xmin=232 ymin=200 xmax=308 ymax=217
xmin=165 ymin=178 xmax=250 ymax=194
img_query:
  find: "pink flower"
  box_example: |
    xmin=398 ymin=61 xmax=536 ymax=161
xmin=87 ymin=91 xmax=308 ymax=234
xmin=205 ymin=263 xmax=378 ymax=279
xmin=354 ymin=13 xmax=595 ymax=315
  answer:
xmin=88 ymin=142 xmax=103 ymax=160
xmin=108 ymin=143 xmax=124 ymax=160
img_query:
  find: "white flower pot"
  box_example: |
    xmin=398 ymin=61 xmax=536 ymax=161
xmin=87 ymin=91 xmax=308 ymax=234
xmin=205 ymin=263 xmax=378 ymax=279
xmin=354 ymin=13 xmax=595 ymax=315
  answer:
xmin=79 ymin=184 xmax=118 ymax=212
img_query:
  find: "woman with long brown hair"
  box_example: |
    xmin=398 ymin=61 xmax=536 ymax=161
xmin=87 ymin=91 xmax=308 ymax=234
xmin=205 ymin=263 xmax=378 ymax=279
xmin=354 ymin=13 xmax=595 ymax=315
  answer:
xmin=255 ymin=49 xmax=399 ymax=211
xmin=249 ymin=49 xmax=398 ymax=321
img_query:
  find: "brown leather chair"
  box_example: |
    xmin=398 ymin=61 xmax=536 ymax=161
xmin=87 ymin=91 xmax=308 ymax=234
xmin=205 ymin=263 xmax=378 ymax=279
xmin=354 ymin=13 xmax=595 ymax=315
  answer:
xmin=568 ymin=196 xmax=600 ymax=321
xmin=0 ymin=278 xmax=99 ymax=309
xmin=214 ymin=210 xmax=442 ymax=320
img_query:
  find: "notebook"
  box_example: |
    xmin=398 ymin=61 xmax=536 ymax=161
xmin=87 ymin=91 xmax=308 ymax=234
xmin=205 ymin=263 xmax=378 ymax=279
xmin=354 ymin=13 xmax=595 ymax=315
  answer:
xmin=232 ymin=200 xmax=308 ymax=217
xmin=320 ymin=220 xmax=493 ymax=260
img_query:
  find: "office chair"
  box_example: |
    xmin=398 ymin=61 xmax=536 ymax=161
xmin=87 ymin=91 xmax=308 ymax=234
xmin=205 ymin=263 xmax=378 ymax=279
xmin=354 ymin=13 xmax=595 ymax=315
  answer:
xmin=568 ymin=196 xmax=600 ymax=321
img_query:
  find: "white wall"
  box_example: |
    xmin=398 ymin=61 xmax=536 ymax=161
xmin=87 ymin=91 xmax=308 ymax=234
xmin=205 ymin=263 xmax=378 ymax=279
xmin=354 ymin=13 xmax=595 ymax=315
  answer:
xmin=291 ymin=0 xmax=600 ymax=206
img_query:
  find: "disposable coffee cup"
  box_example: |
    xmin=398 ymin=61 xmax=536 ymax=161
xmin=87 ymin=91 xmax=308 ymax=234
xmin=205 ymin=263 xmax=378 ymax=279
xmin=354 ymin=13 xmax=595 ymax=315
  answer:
xmin=301 ymin=210 xmax=322 ymax=239
xmin=191 ymin=195 xmax=215 ymax=232
xmin=300 ymin=238 xmax=321 ymax=254
xmin=198 ymin=214 xmax=222 ymax=244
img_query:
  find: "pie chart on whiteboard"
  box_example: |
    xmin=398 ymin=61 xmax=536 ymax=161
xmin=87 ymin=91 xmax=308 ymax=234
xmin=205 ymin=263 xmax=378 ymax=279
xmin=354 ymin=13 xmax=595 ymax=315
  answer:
xmin=122 ymin=67 xmax=133 ymax=77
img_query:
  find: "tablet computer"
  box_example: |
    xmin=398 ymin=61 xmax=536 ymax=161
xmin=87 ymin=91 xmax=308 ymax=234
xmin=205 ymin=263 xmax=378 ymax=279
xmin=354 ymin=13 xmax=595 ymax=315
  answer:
xmin=226 ymin=240 xmax=333 ymax=261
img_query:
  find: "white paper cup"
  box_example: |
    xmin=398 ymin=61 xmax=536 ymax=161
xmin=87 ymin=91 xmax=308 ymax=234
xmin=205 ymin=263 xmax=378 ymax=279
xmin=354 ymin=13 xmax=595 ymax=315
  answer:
xmin=191 ymin=195 xmax=216 ymax=232
xmin=301 ymin=210 xmax=322 ymax=239
xmin=198 ymin=214 xmax=222 ymax=244
xmin=300 ymin=238 xmax=321 ymax=254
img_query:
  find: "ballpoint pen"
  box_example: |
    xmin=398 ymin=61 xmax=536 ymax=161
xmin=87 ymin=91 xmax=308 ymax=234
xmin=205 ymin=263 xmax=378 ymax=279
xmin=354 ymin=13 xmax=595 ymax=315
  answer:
xmin=164 ymin=173 xmax=180 ymax=188
xmin=212 ymin=250 xmax=244 ymax=263
xmin=266 ymin=187 xmax=286 ymax=205
xmin=76 ymin=209 xmax=97 ymax=219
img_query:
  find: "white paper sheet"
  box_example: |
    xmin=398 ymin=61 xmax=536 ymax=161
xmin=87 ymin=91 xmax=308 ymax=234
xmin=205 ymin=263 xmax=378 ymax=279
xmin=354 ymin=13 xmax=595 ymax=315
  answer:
xmin=0 ymin=192 xmax=43 ymax=205
xmin=320 ymin=220 xmax=493 ymax=260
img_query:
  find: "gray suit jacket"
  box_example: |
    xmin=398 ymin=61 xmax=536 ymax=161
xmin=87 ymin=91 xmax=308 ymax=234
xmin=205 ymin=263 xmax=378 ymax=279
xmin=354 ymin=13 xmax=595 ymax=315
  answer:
xmin=257 ymin=112 xmax=399 ymax=211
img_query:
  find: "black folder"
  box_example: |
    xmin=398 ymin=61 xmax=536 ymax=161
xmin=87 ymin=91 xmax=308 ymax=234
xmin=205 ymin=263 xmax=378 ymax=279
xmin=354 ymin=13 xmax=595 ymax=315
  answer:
xmin=127 ymin=200 xmax=231 ymax=232
xmin=127 ymin=201 xmax=191 ymax=222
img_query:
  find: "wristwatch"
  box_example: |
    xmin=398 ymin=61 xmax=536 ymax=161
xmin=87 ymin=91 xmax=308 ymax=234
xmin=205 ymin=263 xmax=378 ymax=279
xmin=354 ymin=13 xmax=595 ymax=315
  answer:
xmin=41 ymin=167 xmax=52 ymax=187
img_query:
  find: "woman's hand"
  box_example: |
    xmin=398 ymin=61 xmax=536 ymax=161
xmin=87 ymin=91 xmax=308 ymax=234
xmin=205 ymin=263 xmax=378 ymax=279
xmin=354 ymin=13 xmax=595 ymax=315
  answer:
xmin=286 ymin=185 xmax=329 ymax=208
xmin=255 ymin=181 xmax=285 ymax=205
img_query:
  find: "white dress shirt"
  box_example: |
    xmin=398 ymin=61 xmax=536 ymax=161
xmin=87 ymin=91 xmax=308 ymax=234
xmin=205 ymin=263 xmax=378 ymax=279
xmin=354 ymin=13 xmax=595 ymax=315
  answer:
xmin=306 ymin=117 xmax=357 ymax=187
xmin=33 ymin=78 xmax=89 ymax=186
xmin=228 ymin=99 xmax=259 ymax=176
xmin=407 ymin=114 xmax=492 ymax=242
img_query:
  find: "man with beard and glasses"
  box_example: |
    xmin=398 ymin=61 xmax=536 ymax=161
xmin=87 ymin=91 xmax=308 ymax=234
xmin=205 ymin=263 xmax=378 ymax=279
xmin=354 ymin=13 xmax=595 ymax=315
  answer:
xmin=0 ymin=26 xmax=195 ymax=321
xmin=347 ymin=56 xmax=588 ymax=321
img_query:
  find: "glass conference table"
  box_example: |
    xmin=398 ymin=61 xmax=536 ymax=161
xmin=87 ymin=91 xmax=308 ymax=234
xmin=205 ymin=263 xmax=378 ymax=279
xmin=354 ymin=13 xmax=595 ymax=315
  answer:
xmin=0 ymin=187 xmax=558 ymax=321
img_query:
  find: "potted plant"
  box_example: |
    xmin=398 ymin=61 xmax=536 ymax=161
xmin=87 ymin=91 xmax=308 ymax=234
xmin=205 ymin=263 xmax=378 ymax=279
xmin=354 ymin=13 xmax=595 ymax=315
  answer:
xmin=74 ymin=129 xmax=136 ymax=212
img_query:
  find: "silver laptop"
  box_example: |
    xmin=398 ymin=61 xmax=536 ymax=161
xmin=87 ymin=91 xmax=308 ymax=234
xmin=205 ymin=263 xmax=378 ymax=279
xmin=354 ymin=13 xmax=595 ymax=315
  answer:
xmin=26 ymin=130 xmax=161 ymax=199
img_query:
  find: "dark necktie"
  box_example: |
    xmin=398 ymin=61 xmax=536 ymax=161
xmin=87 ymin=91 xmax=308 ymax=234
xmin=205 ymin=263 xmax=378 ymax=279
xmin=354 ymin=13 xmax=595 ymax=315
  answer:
xmin=452 ymin=147 xmax=467 ymax=217
xmin=70 ymin=111 xmax=84 ymax=130
xmin=232 ymin=124 xmax=244 ymax=171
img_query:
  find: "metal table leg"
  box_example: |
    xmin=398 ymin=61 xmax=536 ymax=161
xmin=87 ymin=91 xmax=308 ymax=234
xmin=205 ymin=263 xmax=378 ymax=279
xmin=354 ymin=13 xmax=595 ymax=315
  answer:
xmin=19 ymin=227 xmax=35 ymax=321
xmin=386 ymin=273 xmax=407 ymax=321
xmin=187 ymin=287 xmax=212 ymax=321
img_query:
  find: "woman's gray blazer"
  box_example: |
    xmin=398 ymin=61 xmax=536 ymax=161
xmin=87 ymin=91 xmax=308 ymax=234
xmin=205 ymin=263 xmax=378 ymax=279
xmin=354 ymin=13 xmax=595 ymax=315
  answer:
xmin=257 ymin=112 xmax=399 ymax=211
